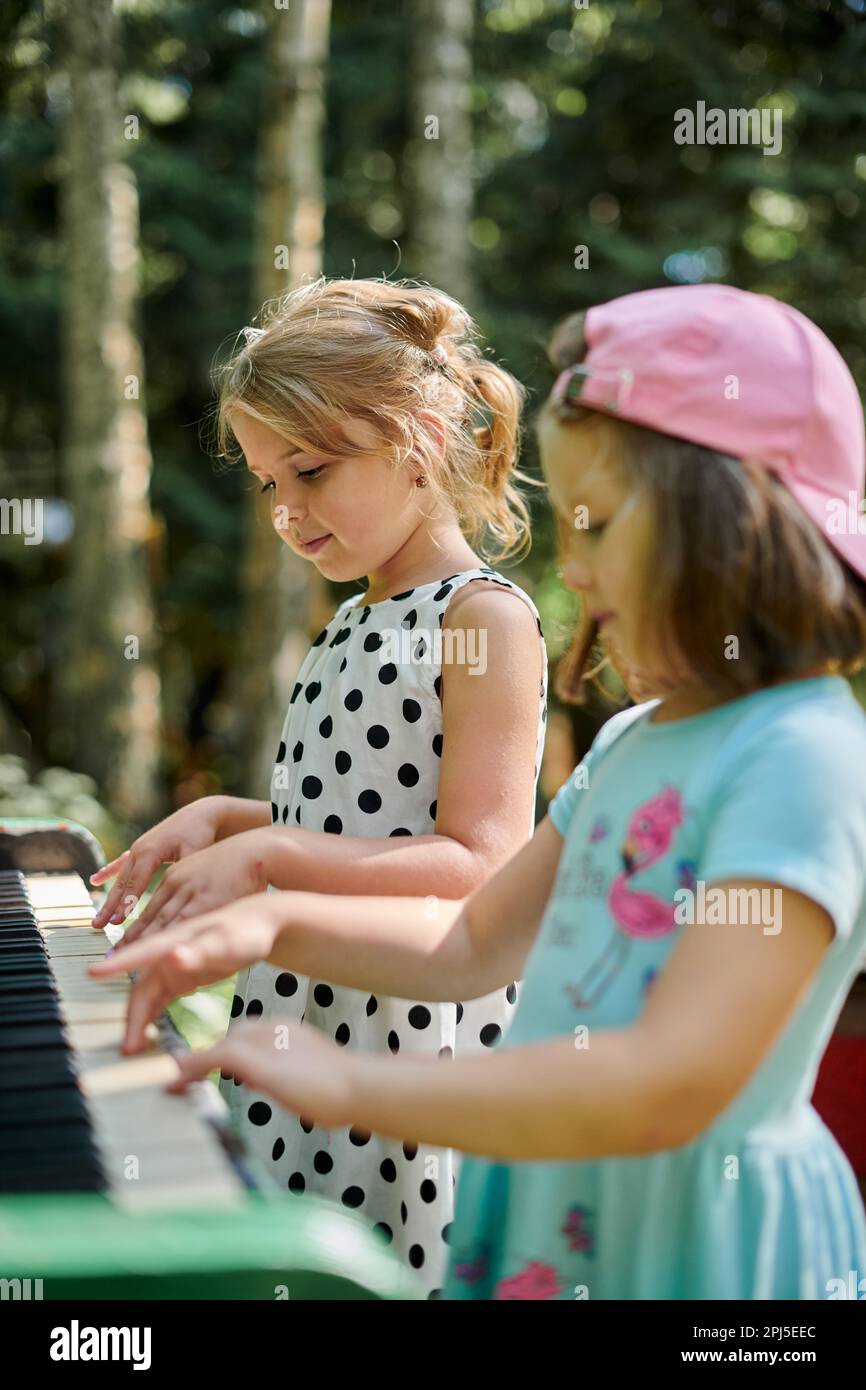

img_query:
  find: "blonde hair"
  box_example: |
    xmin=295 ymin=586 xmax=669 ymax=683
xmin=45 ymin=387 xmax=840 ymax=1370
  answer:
xmin=210 ymin=276 xmax=538 ymax=562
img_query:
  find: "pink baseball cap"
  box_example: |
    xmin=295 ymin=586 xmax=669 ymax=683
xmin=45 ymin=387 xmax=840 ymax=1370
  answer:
xmin=551 ymin=284 xmax=866 ymax=582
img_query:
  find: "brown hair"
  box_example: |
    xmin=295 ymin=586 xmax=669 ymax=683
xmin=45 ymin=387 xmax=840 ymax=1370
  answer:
xmin=209 ymin=276 xmax=540 ymax=563
xmin=541 ymin=310 xmax=866 ymax=706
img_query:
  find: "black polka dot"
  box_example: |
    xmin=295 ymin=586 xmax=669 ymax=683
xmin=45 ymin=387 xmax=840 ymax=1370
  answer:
xmin=301 ymin=775 xmax=322 ymax=799
xmin=374 ymin=1223 xmax=393 ymax=1243
xmin=433 ymin=584 xmax=453 ymax=601
xmin=330 ymin=626 xmax=351 ymax=647
xmin=349 ymin=1127 xmax=371 ymax=1146
xmin=275 ymin=973 xmax=298 ymax=997
xmin=323 ymin=814 xmax=343 ymax=834
xmin=506 ymin=982 xmax=518 ymax=1004
xmin=456 ymin=1002 xmax=464 ymax=1024
xmin=363 ymin=632 xmax=383 ymax=652
xmin=402 ymin=699 xmax=422 ymax=723
xmin=430 ymin=800 xmax=438 ymax=819
xmin=403 ymin=1140 xmax=418 ymax=1160
xmin=390 ymin=827 xmax=412 ymax=836
xmin=344 ymin=688 xmax=363 ymax=711
xmin=366 ymin=995 xmax=378 ymax=1016
xmin=367 ymin=724 xmax=389 ymax=749
xmin=434 ymin=674 xmax=442 ymax=699
xmin=380 ymin=1158 xmax=397 ymax=1182
xmin=388 ymin=1030 xmax=400 ymax=1053
xmin=314 ymin=1151 xmax=333 ymax=1175
xmin=342 ymin=1186 xmax=365 ymax=1208
xmin=304 ymin=680 xmax=321 ymax=703
xmin=288 ymin=1172 xmax=306 ymax=1192
xmin=420 ymin=1179 xmax=437 ymax=1203
xmin=281 ymin=805 xmax=289 ymax=823
xmin=270 ymin=801 xmax=278 ymax=822
xmin=335 ymin=1022 xmax=351 ymax=1046
xmin=358 ymin=788 xmax=382 ymax=813
xmin=359 ymin=606 xmax=371 ymax=623
xmin=339 ymin=658 xmax=347 ymax=672
xmin=402 ymin=609 xmax=417 ymax=628
xmin=442 ymin=1223 xmax=453 ymax=1244
xmin=391 ymin=588 xmax=415 ymax=600
xmin=292 ymin=740 xmax=303 ymax=762
xmin=335 ymin=750 xmax=352 ymax=774
xmin=432 ymin=733 xmax=443 ymax=757
xmin=400 ymin=1201 xmax=408 ymax=1225
xmin=248 ymin=1101 xmax=272 ymax=1126
xmin=276 ymin=741 xmax=286 ymax=762
xmin=409 ymin=1245 xmax=425 ymax=1268
xmin=319 ymin=715 xmax=333 ymax=738
xmin=378 ymin=663 xmax=397 ymax=684
xmin=246 ymin=999 xmax=263 ymax=1018
xmin=397 ymin=763 xmax=419 ymax=787
xmin=313 ymin=984 xmax=334 ymax=1007
xmin=415 ymin=639 xmax=426 ymax=659
xmin=272 ymin=1137 xmax=285 ymax=1161
xmin=290 ymin=682 xmax=301 ymax=703
xmin=295 ymin=806 xmax=301 ymax=824
xmin=311 ymin=627 xmax=328 ymax=647
xmin=480 ymin=1022 xmax=502 ymax=1047
xmin=230 ymin=994 xmax=243 ymax=1018
xmin=408 ymin=1005 xmax=431 ymax=1030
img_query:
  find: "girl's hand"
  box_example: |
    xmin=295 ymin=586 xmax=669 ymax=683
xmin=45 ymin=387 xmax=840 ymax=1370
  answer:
xmin=167 ymin=1019 xmax=357 ymax=1130
xmin=88 ymin=892 xmax=286 ymax=1053
xmin=91 ymin=798 xmax=230 ymax=930
xmin=109 ymin=832 xmax=272 ymax=949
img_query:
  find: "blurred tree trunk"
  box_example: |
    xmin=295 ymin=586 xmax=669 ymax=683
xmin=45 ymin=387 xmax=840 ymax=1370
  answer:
xmin=404 ymin=0 xmax=475 ymax=307
xmin=231 ymin=0 xmax=332 ymax=798
xmin=54 ymin=0 xmax=161 ymax=823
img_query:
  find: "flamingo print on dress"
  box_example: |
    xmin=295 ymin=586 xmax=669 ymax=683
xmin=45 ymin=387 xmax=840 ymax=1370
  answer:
xmin=564 ymin=786 xmax=685 ymax=1010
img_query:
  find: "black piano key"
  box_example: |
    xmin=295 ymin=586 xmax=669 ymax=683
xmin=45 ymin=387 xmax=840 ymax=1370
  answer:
xmin=0 ymin=1090 xmax=91 ymax=1127
xmin=0 ymin=1003 xmax=65 ymax=1024
xmin=0 ymin=1058 xmax=79 ymax=1089
xmin=0 ymin=1168 xmax=105 ymax=1194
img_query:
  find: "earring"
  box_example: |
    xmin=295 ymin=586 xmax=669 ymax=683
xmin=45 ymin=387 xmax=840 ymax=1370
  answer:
xmin=415 ymin=475 xmax=428 ymax=488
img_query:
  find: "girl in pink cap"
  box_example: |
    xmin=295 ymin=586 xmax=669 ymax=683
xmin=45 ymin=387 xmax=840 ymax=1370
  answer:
xmin=95 ymin=285 xmax=866 ymax=1300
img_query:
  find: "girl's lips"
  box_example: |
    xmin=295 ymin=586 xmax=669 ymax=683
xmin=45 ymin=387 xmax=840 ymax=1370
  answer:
xmin=301 ymin=534 xmax=331 ymax=554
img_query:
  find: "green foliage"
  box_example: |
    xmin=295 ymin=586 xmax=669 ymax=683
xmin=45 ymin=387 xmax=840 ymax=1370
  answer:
xmin=2 ymin=0 xmax=866 ymax=809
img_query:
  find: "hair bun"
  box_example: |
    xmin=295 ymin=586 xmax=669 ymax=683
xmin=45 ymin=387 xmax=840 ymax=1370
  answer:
xmin=371 ymin=283 xmax=471 ymax=354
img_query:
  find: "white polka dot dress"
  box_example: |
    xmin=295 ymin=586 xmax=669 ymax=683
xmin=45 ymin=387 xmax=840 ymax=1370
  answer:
xmin=220 ymin=566 xmax=548 ymax=1296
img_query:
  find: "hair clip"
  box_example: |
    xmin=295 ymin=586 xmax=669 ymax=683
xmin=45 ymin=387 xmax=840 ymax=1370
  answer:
xmin=430 ymin=343 xmax=448 ymax=365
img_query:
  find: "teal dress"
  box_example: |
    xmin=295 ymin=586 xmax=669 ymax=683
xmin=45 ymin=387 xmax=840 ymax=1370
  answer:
xmin=443 ymin=676 xmax=866 ymax=1300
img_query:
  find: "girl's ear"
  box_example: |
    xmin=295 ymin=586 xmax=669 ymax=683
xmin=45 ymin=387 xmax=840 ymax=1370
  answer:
xmin=414 ymin=409 xmax=447 ymax=460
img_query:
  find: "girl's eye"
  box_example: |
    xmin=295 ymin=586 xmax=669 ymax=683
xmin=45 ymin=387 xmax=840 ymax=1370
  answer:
xmin=298 ymin=466 xmax=324 ymax=483
xmin=259 ymin=480 xmax=276 ymax=494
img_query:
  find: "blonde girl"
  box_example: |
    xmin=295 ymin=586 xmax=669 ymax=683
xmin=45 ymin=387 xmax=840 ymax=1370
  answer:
xmin=92 ymin=278 xmax=547 ymax=1295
